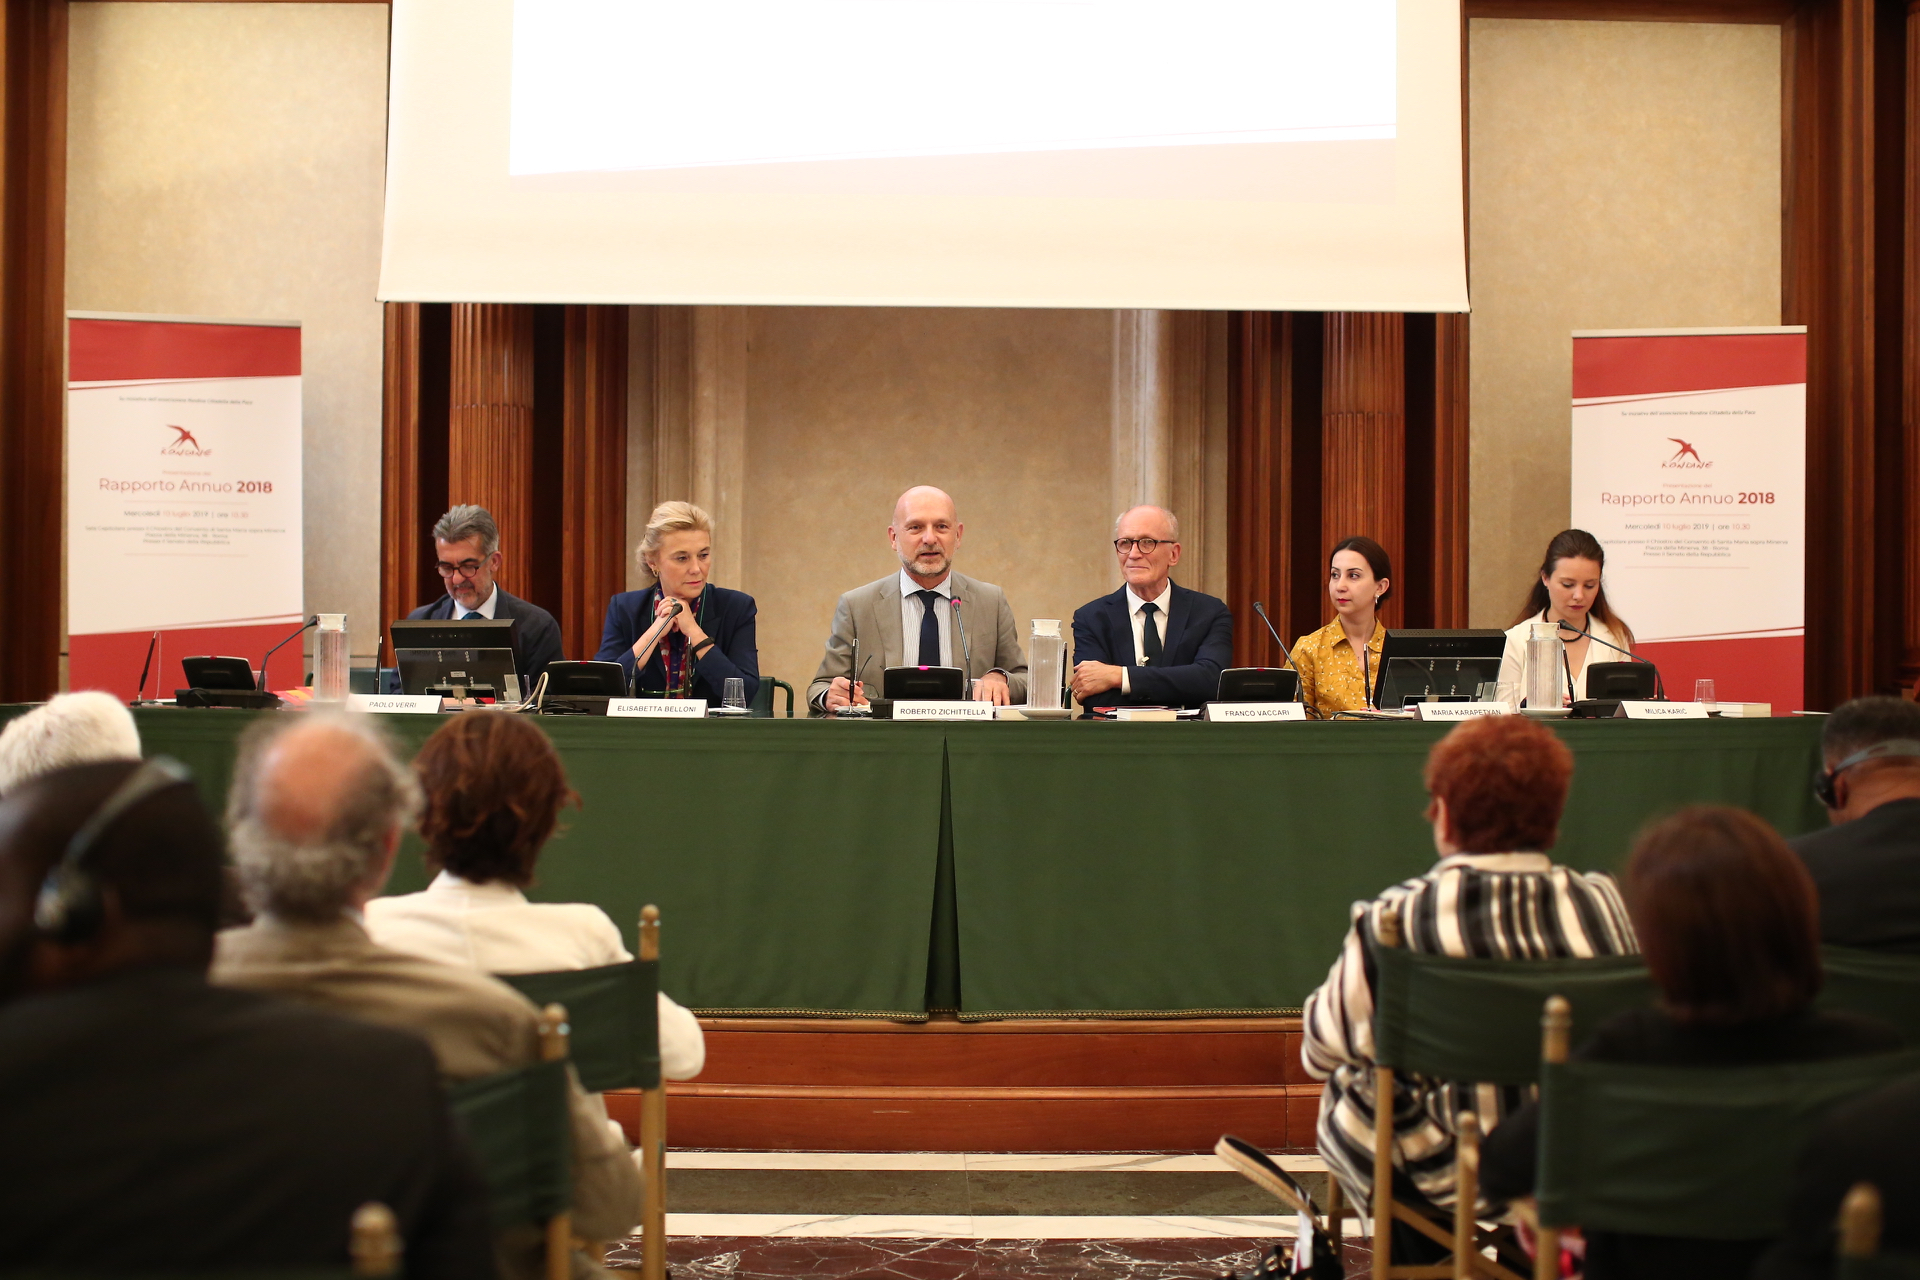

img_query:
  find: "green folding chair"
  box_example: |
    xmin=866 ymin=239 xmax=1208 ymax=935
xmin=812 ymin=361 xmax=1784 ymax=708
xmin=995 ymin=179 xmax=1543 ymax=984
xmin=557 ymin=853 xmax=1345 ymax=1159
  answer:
xmin=1841 ymin=1182 xmax=1920 ymax=1280
xmin=498 ymin=907 xmax=668 ymax=1280
xmin=749 ymin=677 xmax=795 ymax=718
xmin=1365 ymin=905 xmax=1655 ymax=1280
xmin=449 ymin=1005 xmax=575 ymax=1280
xmin=1532 ymin=997 xmax=1920 ymax=1280
xmin=1821 ymin=947 xmax=1920 ymax=1044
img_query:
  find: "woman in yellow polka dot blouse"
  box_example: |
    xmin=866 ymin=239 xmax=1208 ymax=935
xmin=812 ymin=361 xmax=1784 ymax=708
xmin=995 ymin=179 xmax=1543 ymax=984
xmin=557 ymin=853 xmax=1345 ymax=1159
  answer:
xmin=1288 ymin=536 xmax=1391 ymax=719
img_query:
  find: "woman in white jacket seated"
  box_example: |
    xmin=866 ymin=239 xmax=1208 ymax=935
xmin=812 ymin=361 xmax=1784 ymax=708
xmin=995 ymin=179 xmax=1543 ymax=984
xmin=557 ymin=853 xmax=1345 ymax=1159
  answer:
xmin=366 ymin=712 xmax=704 ymax=1080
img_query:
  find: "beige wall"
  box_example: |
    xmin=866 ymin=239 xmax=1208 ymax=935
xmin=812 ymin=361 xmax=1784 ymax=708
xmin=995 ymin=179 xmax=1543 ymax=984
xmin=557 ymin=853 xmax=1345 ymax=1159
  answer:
xmin=66 ymin=2 xmax=389 ymax=664
xmin=1467 ymin=18 xmax=1781 ymax=626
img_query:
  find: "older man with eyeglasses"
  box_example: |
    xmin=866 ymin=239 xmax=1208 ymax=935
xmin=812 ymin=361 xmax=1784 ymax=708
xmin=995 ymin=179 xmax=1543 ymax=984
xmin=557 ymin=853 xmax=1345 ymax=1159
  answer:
xmin=1068 ymin=505 xmax=1233 ymax=713
xmin=405 ymin=504 xmax=563 ymax=690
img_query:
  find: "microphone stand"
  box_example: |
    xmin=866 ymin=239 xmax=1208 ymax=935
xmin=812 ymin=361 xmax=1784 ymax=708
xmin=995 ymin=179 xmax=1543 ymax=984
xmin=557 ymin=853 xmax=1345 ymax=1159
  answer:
xmin=950 ymin=595 xmax=979 ymax=701
xmin=130 ymin=631 xmax=160 ymax=706
xmin=1251 ymin=601 xmax=1293 ymax=667
xmin=258 ymin=617 xmax=318 ymax=692
xmin=1554 ymin=616 xmax=1666 ymax=701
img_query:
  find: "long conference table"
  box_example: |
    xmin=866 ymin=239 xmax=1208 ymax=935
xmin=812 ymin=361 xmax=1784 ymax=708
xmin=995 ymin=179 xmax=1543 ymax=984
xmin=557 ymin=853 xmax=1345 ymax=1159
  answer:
xmin=14 ymin=709 xmax=1831 ymax=1019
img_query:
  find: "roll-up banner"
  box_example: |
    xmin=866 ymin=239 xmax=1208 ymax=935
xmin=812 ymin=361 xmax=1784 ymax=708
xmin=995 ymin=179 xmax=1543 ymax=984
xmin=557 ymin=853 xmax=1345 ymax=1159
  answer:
xmin=1569 ymin=327 xmax=1806 ymax=713
xmin=66 ymin=313 xmax=304 ymax=699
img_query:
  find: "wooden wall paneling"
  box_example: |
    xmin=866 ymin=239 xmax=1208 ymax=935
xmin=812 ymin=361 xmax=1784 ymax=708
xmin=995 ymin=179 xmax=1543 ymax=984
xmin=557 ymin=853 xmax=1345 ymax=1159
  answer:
xmin=1786 ymin=0 xmax=1906 ymax=707
xmin=1907 ymin=0 xmax=1920 ymax=689
xmin=448 ymin=303 xmax=538 ymax=599
xmin=526 ymin=305 xmax=567 ymax=621
xmin=1431 ymin=314 xmax=1473 ymax=628
xmin=1320 ymin=313 xmax=1407 ymax=631
xmin=1227 ymin=314 xmax=1276 ymax=668
xmin=381 ymin=303 xmax=449 ymax=637
xmin=560 ymin=304 xmax=629 ymax=661
xmin=1465 ymin=0 xmax=1793 ymax=18
xmin=0 ymin=0 xmax=66 ymax=701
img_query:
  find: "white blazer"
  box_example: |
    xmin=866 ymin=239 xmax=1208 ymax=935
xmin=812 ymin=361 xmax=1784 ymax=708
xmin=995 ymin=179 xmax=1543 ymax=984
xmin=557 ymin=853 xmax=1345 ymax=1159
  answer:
xmin=365 ymin=872 xmax=705 ymax=1080
xmin=1498 ymin=612 xmax=1629 ymax=706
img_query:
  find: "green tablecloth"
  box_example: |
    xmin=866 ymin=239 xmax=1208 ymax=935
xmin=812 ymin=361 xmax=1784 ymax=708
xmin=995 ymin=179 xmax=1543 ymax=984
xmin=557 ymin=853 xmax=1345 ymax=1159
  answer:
xmin=5 ymin=709 xmax=1827 ymax=1018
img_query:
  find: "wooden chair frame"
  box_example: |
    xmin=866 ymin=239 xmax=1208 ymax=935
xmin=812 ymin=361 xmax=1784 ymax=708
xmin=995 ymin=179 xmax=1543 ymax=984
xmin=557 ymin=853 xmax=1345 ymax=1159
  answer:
xmin=637 ymin=906 xmax=668 ymax=1280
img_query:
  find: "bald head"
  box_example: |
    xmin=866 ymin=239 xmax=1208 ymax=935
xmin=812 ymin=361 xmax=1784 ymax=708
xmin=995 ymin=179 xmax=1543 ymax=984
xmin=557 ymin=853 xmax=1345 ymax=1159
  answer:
xmin=227 ymin=713 xmax=420 ymax=922
xmin=1113 ymin=505 xmax=1182 ymax=598
xmin=889 ymin=486 xmax=964 ymax=587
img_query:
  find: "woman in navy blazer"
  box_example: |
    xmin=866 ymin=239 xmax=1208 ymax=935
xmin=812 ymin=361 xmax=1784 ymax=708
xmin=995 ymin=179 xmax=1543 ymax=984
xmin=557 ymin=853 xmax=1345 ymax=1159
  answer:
xmin=593 ymin=502 xmax=760 ymax=705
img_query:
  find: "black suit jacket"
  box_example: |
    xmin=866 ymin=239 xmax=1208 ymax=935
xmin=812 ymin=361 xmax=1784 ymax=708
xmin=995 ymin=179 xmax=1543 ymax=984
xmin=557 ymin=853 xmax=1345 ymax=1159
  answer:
xmin=1790 ymin=798 xmax=1920 ymax=951
xmin=408 ymin=587 xmax=564 ymax=689
xmin=0 ymin=966 xmax=496 ymax=1277
xmin=593 ymin=584 xmax=760 ymax=705
xmin=1070 ymin=582 xmax=1234 ymax=711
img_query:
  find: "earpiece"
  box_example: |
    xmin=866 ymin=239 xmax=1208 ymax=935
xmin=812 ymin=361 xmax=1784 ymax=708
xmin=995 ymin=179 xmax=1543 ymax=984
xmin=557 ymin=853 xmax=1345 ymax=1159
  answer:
xmin=1813 ymin=739 xmax=1920 ymax=809
xmin=34 ymin=757 xmax=193 ymax=944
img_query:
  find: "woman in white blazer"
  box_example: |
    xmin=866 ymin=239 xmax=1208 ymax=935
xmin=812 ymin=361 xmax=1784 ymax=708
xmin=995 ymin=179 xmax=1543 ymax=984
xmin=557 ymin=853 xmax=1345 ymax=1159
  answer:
xmin=1498 ymin=529 xmax=1638 ymax=707
xmin=366 ymin=713 xmax=704 ymax=1080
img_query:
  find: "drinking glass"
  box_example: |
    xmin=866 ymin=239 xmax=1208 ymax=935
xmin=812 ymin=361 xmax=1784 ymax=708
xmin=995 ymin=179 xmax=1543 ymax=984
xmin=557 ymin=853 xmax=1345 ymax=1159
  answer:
xmin=1695 ymin=678 xmax=1717 ymax=712
xmin=1475 ymin=681 xmax=1499 ymax=703
xmin=723 ymin=677 xmax=746 ymax=710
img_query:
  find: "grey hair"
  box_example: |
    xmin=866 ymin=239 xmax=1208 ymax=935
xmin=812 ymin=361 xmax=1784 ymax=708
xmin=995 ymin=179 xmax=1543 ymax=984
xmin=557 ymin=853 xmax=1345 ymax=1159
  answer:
xmin=432 ymin=504 xmax=499 ymax=558
xmin=1114 ymin=505 xmax=1179 ymax=540
xmin=226 ymin=711 xmax=421 ymax=922
xmin=0 ymin=692 xmax=142 ymax=794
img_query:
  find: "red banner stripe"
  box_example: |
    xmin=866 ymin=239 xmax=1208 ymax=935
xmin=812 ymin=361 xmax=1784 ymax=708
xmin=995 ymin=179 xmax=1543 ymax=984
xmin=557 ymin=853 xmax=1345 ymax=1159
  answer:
xmin=1572 ymin=333 xmax=1805 ymax=400
xmin=68 ymin=318 xmax=300 ymax=382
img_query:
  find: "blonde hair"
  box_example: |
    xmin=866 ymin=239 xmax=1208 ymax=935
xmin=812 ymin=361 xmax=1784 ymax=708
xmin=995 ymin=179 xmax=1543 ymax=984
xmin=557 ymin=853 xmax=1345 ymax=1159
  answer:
xmin=637 ymin=501 xmax=712 ymax=578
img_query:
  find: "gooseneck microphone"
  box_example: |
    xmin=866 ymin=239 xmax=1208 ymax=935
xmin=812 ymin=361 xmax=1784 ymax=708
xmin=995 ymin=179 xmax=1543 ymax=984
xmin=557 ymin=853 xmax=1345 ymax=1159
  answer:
xmin=1251 ymin=601 xmax=1289 ymax=660
xmin=258 ymin=616 xmax=319 ymax=692
xmin=950 ymin=596 xmax=974 ymax=699
xmin=1554 ymin=616 xmax=1666 ymax=701
xmin=131 ymin=631 xmax=160 ymax=706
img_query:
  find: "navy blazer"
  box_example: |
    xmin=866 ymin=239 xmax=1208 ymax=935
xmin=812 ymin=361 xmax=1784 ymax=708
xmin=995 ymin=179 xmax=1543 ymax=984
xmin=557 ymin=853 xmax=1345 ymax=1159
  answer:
xmin=1070 ymin=582 xmax=1234 ymax=711
xmin=407 ymin=587 xmax=564 ymax=689
xmin=594 ymin=584 xmax=760 ymax=705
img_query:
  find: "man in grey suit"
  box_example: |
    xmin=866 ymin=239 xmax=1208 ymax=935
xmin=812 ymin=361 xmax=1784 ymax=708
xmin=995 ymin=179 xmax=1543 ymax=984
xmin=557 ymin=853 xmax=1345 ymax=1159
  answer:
xmin=809 ymin=486 xmax=1029 ymax=711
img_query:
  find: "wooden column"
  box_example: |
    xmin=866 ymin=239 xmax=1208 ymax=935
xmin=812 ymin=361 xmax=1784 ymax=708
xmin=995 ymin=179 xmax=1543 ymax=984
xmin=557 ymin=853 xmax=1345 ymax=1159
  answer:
xmin=560 ymin=304 xmax=629 ymax=660
xmin=1320 ymin=313 xmax=1406 ymax=630
xmin=449 ymin=304 xmax=538 ymax=595
xmin=0 ymin=0 xmax=65 ymax=701
xmin=1905 ymin=0 xmax=1920 ymax=691
xmin=1227 ymin=313 xmax=1322 ymax=665
xmin=1430 ymin=314 xmax=1472 ymax=628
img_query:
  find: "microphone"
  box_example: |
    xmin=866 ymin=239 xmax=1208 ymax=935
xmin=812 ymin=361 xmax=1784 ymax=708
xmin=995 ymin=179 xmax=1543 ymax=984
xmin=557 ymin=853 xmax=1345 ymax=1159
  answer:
xmin=258 ymin=616 xmax=318 ymax=692
xmin=1552 ymin=616 xmax=1665 ymax=699
xmin=1251 ymin=601 xmax=1289 ymax=663
xmin=1362 ymin=644 xmax=1374 ymax=710
xmin=950 ymin=596 xmax=974 ymax=699
xmin=131 ymin=631 xmax=159 ymax=706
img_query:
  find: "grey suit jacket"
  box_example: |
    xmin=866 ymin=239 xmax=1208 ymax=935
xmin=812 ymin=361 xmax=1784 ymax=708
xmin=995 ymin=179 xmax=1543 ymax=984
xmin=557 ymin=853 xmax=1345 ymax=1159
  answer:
xmin=808 ymin=570 xmax=1029 ymax=710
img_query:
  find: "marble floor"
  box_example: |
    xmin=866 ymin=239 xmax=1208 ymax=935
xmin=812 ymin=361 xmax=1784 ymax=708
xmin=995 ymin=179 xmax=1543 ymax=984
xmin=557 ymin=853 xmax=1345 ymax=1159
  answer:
xmin=604 ymin=1151 xmax=1374 ymax=1278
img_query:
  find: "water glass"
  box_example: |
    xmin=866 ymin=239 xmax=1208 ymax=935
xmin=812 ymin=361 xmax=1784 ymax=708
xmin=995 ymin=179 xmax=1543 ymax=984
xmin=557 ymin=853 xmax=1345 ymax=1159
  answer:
xmin=1475 ymin=681 xmax=1499 ymax=703
xmin=1695 ymin=678 xmax=1717 ymax=712
xmin=723 ymin=677 xmax=747 ymax=710
xmin=1495 ymin=682 xmax=1521 ymax=710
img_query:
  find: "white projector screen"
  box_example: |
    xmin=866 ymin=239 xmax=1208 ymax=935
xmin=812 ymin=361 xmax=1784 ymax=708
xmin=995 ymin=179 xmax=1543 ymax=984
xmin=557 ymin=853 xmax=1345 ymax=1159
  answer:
xmin=381 ymin=0 xmax=1466 ymax=311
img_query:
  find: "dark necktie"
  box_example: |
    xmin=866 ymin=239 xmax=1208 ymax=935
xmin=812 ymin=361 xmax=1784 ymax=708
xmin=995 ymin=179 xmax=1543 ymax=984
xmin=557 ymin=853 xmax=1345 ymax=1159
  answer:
xmin=1140 ymin=602 xmax=1161 ymax=665
xmin=462 ymin=611 xmax=482 ymax=621
xmin=915 ymin=590 xmax=942 ymax=666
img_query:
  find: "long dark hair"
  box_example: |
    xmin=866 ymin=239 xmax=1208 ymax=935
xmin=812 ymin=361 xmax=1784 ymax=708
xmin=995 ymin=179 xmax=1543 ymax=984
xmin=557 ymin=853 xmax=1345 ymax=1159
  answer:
xmin=1511 ymin=528 xmax=1633 ymax=646
xmin=1329 ymin=535 xmax=1393 ymax=604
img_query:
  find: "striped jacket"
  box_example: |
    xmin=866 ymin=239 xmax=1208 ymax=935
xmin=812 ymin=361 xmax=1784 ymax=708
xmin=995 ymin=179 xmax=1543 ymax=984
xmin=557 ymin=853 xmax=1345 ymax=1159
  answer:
xmin=1301 ymin=852 xmax=1638 ymax=1210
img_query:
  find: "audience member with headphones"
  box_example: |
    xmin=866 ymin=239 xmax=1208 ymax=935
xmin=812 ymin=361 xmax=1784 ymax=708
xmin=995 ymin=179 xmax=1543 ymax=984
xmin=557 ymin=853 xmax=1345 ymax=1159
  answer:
xmin=1792 ymin=695 xmax=1920 ymax=952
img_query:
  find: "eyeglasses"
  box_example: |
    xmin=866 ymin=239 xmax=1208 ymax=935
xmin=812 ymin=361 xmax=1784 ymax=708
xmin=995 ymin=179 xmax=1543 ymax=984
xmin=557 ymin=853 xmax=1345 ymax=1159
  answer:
xmin=434 ymin=559 xmax=485 ymax=579
xmin=1114 ymin=538 xmax=1172 ymax=555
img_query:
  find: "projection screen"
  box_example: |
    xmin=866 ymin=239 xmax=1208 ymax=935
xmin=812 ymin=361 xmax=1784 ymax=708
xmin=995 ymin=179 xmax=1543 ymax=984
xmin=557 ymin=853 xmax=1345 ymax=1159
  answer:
xmin=380 ymin=0 xmax=1467 ymax=311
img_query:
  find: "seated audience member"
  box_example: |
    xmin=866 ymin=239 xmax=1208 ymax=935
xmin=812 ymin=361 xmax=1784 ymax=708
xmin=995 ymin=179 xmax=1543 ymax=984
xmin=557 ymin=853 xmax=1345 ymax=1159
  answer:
xmin=1481 ymin=806 xmax=1902 ymax=1280
xmin=409 ymin=504 xmax=563 ymax=692
xmin=212 ymin=712 xmax=639 ymax=1280
xmin=0 ymin=691 xmax=141 ymax=793
xmin=1302 ymin=714 xmax=1637 ymax=1263
xmin=1756 ymin=1074 xmax=1920 ymax=1279
xmin=1069 ymin=505 xmax=1233 ymax=713
xmin=367 ymin=712 xmax=704 ymax=1079
xmin=0 ymin=759 xmax=494 ymax=1277
xmin=594 ymin=501 xmax=759 ymax=707
xmin=1792 ymin=695 xmax=1920 ymax=950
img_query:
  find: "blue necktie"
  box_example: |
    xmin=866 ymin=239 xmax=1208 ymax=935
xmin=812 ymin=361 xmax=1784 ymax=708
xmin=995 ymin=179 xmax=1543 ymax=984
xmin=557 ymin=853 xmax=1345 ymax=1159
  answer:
xmin=462 ymin=611 xmax=481 ymax=621
xmin=914 ymin=590 xmax=942 ymax=666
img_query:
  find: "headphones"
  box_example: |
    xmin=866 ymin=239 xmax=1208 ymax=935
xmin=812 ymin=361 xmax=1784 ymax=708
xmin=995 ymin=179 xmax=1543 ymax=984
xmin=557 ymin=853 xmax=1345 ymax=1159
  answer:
xmin=1813 ymin=738 xmax=1920 ymax=809
xmin=34 ymin=756 xmax=194 ymax=944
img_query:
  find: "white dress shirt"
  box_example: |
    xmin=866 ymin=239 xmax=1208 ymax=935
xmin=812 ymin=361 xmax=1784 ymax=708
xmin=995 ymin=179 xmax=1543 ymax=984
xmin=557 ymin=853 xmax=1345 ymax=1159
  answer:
xmin=364 ymin=871 xmax=705 ymax=1080
xmin=1120 ymin=581 xmax=1173 ymax=696
xmin=455 ymin=584 xmax=499 ymax=621
xmin=1497 ymin=611 xmax=1629 ymax=705
xmin=898 ymin=569 xmax=954 ymax=667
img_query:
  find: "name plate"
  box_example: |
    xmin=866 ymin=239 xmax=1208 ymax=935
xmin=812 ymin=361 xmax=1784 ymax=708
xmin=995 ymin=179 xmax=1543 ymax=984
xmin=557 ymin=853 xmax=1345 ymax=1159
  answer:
xmin=348 ymin=694 xmax=441 ymax=715
xmin=1414 ymin=702 xmax=1510 ymax=722
xmin=1619 ymin=701 xmax=1710 ymax=719
xmin=1205 ymin=702 xmax=1307 ymax=722
xmin=606 ymin=698 xmax=707 ymax=718
xmin=892 ymin=700 xmax=994 ymax=721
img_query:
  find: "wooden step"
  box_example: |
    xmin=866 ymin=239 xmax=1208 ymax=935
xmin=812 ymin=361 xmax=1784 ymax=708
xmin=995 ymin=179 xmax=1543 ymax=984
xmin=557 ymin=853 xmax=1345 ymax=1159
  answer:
xmin=605 ymin=1015 xmax=1324 ymax=1153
